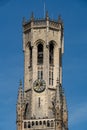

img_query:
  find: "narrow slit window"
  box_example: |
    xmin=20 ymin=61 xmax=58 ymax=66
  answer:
xmin=52 ymin=71 xmax=53 ymax=85
xmin=38 ymin=97 xmax=40 ymax=108
xmin=41 ymin=71 xmax=43 ymax=79
xmin=49 ymin=71 xmax=51 ymax=85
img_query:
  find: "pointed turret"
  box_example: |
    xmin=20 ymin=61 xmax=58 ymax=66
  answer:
xmin=58 ymin=15 xmax=63 ymax=27
xmin=22 ymin=17 xmax=26 ymax=25
xmin=58 ymin=15 xmax=62 ymax=23
xmin=16 ymin=80 xmax=24 ymax=130
xmin=55 ymin=78 xmax=62 ymax=130
xmin=62 ymin=89 xmax=68 ymax=130
xmin=31 ymin=12 xmax=34 ymax=21
xmin=17 ymin=80 xmax=23 ymax=105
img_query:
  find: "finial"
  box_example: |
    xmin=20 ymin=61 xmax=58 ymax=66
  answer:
xmin=58 ymin=15 xmax=64 ymax=28
xmin=58 ymin=15 xmax=62 ymax=24
xmin=46 ymin=11 xmax=49 ymax=20
xmin=31 ymin=12 xmax=34 ymax=21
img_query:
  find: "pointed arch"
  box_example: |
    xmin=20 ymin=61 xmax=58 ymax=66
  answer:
xmin=48 ymin=40 xmax=57 ymax=47
xmin=34 ymin=39 xmax=45 ymax=65
xmin=34 ymin=39 xmax=45 ymax=46
xmin=35 ymin=39 xmax=44 ymax=65
xmin=49 ymin=40 xmax=57 ymax=65
xmin=25 ymin=41 xmax=31 ymax=48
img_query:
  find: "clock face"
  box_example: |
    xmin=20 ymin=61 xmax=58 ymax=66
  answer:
xmin=33 ymin=79 xmax=46 ymax=93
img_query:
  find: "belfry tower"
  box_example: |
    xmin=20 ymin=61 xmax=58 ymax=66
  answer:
xmin=16 ymin=12 xmax=68 ymax=130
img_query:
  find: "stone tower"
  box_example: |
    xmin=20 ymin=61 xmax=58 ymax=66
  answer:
xmin=16 ymin=12 xmax=68 ymax=130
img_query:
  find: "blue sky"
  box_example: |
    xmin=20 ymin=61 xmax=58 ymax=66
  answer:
xmin=0 ymin=0 xmax=87 ymax=130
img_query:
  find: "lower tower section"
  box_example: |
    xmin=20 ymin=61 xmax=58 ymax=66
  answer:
xmin=16 ymin=80 xmax=68 ymax=130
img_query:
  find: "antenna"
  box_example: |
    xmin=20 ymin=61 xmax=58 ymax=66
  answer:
xmin=44 ymin=0 xmax=46 ymax=18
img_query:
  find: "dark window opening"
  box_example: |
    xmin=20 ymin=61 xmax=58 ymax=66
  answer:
xmin=30 ymin=46 xmax=32 ymax=67
xmin=38 ymin=97 xmax=41 ymax=108
xmin=32 ymin=121 xmax=34 ymax=126
xmin=43 ymin=121 xmax=46 ymax=125
xmin=49 ymin=78 xmax=51 ymax=85
xmin=47 ymin=121 xmax=50 ymax=127
xmin=52 ymin=72 xmax=53 ymax=85
xmin=36 ymin=121 xmax=38 ymax=125
xmin=40 ymin=121 xmax=42 ymax=125
xmin=37 ymin=44 xmax=43 ymax=64
xmin=24 ymin=122 xmax=27 ymax=128
xmin=38 ymin=71 xmax=43 ymax=79
xmin=49 ymin=71 xmax=51 ymax=85
xmin=28 ymin=122 xmax=31 ymax=128
xmin=49 ymin=43 xmax=54 ymax=65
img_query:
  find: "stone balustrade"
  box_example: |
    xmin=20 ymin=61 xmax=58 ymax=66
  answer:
xmin=23 ymin=118 xmax=55 ymax=129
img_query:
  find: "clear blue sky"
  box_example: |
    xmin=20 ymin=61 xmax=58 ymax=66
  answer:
xmin=0 ymin=0 xmax=87 ymax=130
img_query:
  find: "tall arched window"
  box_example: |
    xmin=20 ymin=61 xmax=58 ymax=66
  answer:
xmin=37 ymin=43 xmax=43 ymax=64
xmin=30 ymin=46 xmax=32 ymax=67
xmin=49 ymin=42 xmax=54 ymax=86
xmin=49 ymin=42 xmax=54 ymax=65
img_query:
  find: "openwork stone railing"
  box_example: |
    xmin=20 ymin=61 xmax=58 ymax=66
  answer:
xmin=23 ymin=118 xmax=55 ymax=129
xmin=23 ymin=19 xmax=61 ymax=32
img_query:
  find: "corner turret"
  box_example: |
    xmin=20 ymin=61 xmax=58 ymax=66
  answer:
xmin=55 ymin=78 xmax=62 ymax=130
xmin=16 ymin=80 xmax=24 ymax=130
xmin=62 ymin=89 xmax=68 ymax=130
